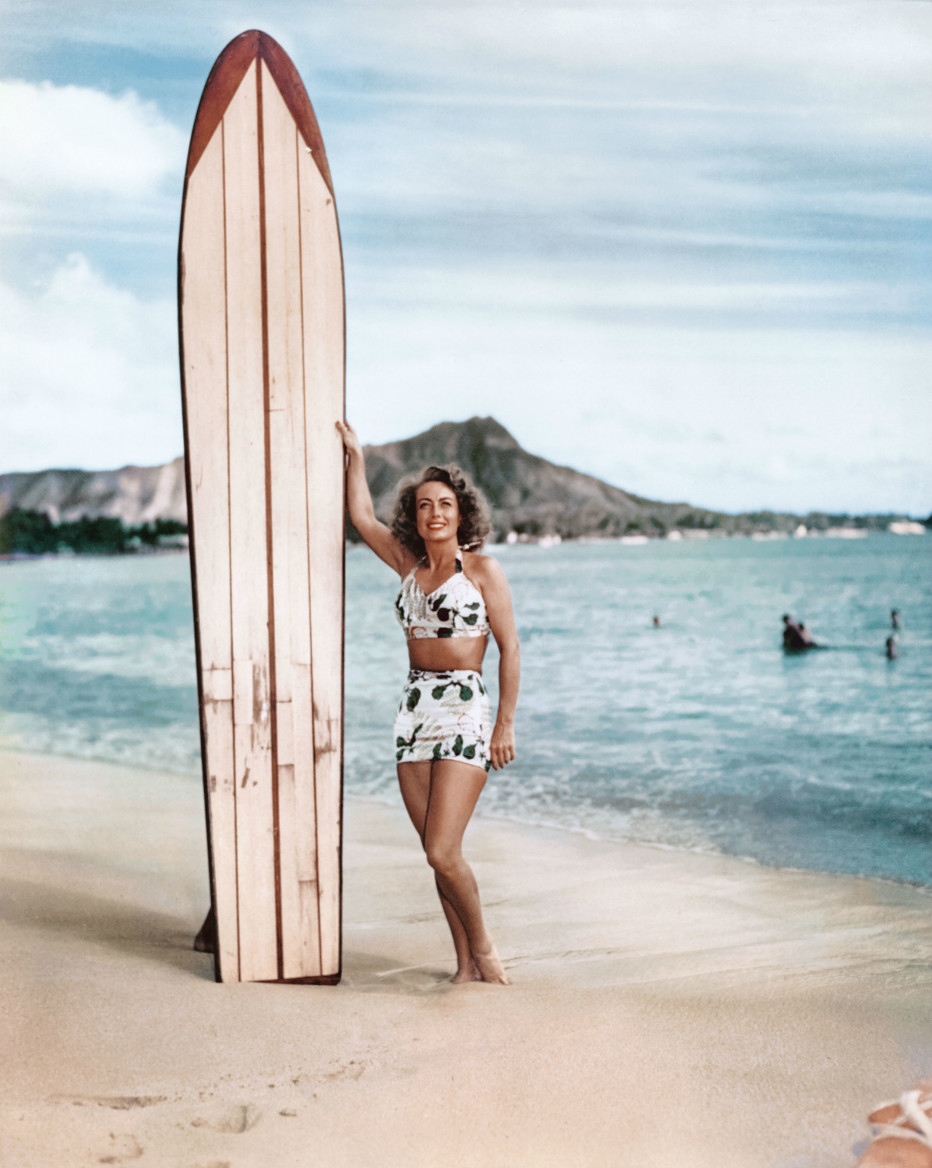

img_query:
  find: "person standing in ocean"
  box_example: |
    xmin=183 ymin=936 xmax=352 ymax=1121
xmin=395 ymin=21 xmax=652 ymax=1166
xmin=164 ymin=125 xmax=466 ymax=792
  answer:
xmin=782 ymin=613 xmax=807 ymax=651
xmin=336 ymin=420 xmax=519 ymax=985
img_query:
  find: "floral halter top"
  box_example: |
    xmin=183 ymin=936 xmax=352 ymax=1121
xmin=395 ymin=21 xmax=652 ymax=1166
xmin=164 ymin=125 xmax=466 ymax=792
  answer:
xmin=395 ymin=552 xmax=490 ymax=640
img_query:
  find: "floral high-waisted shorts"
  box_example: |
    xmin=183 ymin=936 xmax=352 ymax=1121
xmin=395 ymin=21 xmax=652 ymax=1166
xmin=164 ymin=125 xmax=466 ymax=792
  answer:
xmin=394 ymin=669 xmax=491 ymax=773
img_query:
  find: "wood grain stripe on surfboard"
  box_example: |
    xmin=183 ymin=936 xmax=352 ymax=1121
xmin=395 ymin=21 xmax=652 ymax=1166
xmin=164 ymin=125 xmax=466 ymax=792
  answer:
xmin=179 ymin=31 xmax=345 ymax=984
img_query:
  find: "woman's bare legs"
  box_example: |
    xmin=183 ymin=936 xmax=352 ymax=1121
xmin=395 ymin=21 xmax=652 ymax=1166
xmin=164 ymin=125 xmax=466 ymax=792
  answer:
xmin=397 ymin=759 xmax=509 ymax=984
xmin=425 ymin=760 xmax=509 ymax=984
xmin=398 ymin=761 xmax=476 ymax=980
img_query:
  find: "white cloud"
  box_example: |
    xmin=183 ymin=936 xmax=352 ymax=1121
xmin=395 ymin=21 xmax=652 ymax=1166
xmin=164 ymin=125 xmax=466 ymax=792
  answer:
xmin=17 ymin=1 xmax=929 ymax=121
xmin=2 ymin=0 xmax=928 ymax=516
xmin=0 ymin=254 xmax=181 ymax=471
xmin=0 ymin=79 xmax=186 ymax=242
xmin=345 ymin=283 xmax=932 ymax=515
xmin=320 ymin=4 xmax=929 ymax=324
xmin=289 ymin=1 xmax=932 ymax=123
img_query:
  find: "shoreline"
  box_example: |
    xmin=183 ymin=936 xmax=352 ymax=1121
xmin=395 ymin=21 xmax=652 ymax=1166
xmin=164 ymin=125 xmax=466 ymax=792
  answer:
xmin=3 ymin=742 xmax=930 ymax=894
xmin=2 ymin=748 xmax=931 ymax=1166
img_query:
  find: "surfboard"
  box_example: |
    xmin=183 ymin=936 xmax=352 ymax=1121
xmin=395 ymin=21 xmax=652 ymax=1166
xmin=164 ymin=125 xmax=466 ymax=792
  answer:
xmin=178 ymin=30 xmax=345 ymax=984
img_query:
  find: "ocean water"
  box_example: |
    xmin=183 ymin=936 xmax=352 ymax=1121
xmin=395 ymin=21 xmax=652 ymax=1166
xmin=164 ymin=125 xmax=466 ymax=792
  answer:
xmin=1 ymin=535 xmax=929 ymax=885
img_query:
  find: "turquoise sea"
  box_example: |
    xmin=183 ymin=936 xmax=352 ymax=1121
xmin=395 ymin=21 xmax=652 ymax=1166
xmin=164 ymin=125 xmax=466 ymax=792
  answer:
xmin=1 ymin=534 xmax=929 ymax=885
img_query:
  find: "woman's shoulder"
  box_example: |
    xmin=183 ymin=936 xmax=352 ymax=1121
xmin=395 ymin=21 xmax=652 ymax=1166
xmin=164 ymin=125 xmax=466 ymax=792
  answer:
xmin=397 ymin=548 xmax=421 ymax=580
xmin=461 ymin=550 xmax=507 ymax=588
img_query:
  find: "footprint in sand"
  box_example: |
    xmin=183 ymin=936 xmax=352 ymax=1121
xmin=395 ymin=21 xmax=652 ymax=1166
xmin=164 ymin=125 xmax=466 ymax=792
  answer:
xmin=321 ymin=1060 xmax=366 ymax=1083
xmin=55 ymin=1095 xmax=167 ymax=1111
xmin=190 ymin=1104 xmax=262 ymax=1134
xmin=97 ymin=1133 xmax=143 ymax=1164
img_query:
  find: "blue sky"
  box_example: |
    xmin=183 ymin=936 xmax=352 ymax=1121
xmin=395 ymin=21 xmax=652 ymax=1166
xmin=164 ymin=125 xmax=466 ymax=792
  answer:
xmin=1 ymin=0 xmax=930 ymax=515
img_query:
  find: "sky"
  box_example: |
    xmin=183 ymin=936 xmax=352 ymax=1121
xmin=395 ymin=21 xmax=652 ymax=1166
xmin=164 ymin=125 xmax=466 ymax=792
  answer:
xmin=1 ymin=0 xmax=930 ymax=516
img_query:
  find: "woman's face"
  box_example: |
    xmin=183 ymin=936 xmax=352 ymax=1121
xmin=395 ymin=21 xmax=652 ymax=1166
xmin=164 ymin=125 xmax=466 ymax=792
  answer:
xmin=415 ymin=481 xmax=460 ymax=546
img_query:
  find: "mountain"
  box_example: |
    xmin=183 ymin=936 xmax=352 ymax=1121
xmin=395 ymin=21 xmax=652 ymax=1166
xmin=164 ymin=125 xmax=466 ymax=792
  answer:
xmin=0 ymin=418 xmax=920 ymax=541
xmin=0 ymin=459 xmax=187 ymax=527
xmin=361 ymin=416 xmax=722 ymax=538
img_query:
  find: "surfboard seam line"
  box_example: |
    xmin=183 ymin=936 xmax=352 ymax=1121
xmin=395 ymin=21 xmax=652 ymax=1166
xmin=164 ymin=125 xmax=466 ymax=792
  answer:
xmin=256 ymin=59 xmax=285 ymax=983
xmin=220 ymin=114 xmax=241 ymax=985
xmin=295 ymin=123 xmax=326 ymax=979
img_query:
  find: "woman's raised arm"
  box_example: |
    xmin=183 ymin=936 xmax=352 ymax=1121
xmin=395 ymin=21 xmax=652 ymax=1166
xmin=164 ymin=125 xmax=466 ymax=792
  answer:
xmin=336 ymin=420 xmax=408 ymax=575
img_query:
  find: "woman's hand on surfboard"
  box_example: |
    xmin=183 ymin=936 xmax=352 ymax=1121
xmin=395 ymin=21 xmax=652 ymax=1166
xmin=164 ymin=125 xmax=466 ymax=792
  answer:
xmin=335 ymin=419 xmax=362 ymax=460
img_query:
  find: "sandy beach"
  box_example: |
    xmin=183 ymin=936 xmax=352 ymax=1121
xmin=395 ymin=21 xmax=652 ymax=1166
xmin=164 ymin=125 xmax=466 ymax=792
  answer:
xmin=1 ymin=748 xmax=930 ymax=1168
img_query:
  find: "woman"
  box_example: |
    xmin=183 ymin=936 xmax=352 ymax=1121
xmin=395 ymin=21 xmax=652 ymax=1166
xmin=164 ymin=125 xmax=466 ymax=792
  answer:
xmin=336 ymin=420 xmax=519 ymax=985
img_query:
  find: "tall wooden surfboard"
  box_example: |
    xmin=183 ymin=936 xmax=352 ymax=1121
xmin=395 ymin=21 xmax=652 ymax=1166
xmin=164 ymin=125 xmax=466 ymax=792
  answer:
xmin=178 ymin=30 xmax=345 ymax=984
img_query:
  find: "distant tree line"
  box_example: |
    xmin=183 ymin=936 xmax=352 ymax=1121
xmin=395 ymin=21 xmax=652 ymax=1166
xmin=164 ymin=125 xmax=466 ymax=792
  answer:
xmin=0 ymin=509 xmax=188 ymax=556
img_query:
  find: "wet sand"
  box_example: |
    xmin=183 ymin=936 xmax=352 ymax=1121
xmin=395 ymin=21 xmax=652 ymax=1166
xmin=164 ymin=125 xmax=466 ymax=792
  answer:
xmin=1 ymin=748 xmax=930 ymax=1167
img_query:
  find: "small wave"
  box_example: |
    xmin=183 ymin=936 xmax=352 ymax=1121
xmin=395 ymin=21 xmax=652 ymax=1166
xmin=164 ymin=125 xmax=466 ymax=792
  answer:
xmin=751 ymin=789 xmax=932 ymax=841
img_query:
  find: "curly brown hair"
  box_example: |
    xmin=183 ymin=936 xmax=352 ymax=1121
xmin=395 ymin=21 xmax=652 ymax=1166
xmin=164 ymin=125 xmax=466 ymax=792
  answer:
xmin=390 ymin=464 xmax=492 ymax=558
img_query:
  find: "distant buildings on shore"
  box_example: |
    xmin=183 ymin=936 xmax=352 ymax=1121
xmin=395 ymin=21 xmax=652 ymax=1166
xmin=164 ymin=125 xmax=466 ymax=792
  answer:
xmin=504 ymin=523 xmax=927 ymax=546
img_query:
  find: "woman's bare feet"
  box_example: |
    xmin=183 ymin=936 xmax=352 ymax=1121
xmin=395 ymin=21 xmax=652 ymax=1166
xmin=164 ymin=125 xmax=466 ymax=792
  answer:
xmin=472 ymin=940 xmax=510 ymax=985
xmin=451 ymin=957 xmax=483 ymax=984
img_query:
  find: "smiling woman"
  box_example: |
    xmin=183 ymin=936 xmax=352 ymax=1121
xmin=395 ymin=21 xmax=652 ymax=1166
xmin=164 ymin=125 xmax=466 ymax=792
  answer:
xmin=336 ymin=420 xmax=520 ymax=985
